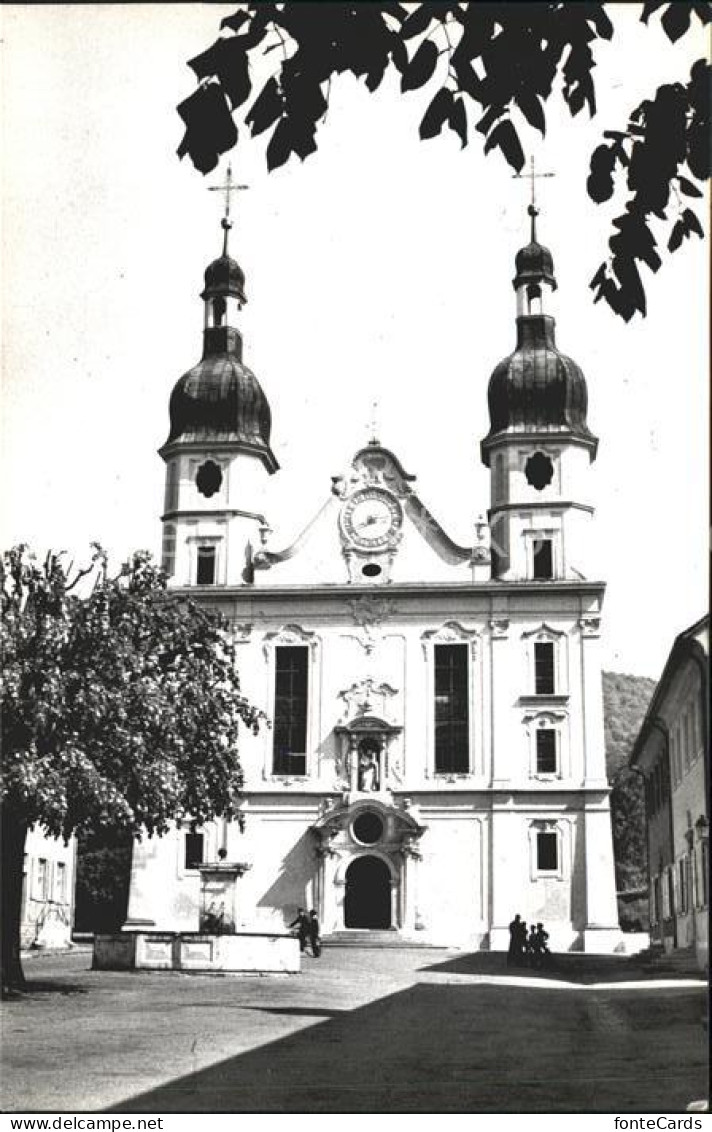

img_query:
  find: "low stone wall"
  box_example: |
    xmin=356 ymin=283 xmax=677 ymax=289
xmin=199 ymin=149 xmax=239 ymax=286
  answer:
xmin=93 ymin=931 xmax=300 ymax=974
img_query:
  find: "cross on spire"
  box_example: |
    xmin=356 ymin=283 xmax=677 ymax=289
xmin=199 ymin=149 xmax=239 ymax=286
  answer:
xmin=209 ymin=163 xmax=248 ymax=254
xmin=368 ymin=399 xmax=380 ymax=446
xmin=513 ymin=156 xmax=554 ymax=241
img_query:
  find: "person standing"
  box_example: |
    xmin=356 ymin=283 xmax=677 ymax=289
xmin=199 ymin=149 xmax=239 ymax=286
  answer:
xmin=507 ymin=913 xmax=525 ymax=966
xmin=308 ymin=909 xmax=321 ymax=958
xmin=288 ymin=907 xmax=309 ymax=952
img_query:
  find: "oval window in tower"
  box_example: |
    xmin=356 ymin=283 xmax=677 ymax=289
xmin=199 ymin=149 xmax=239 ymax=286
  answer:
xmin=525 ymin=451 xmax=554 ymax=491
xmin=196 ymin=459 xmax=223 ymax=498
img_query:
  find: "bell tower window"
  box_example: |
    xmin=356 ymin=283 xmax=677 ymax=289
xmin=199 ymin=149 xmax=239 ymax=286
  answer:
xmin=525 ymin=451 xmax=554 ymax=491
xmin=533 ymin=538 xmax=553 ymax=580
xmin=196 ymin=545 xmax=216 ymax=585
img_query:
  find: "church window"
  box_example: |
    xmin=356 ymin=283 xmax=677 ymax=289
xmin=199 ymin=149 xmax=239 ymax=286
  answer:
xmin=525 ymin=451 xmax=554 ymax=491
xmin=534 ymin=642 xmax=555 ymax=694
xmin=434 ymin=644 xmax=469 ymax=773
xmin=533 ymin=539 xmax=553 ymax=580
xmin=273 ymin=646 xmax=308 ymax=776
xmin=196 ymin=545 xmax=216 ymax=585
xmin=184 ymin=833 xmax=204 ymax=870
xmin=352 ymin=812 xmax=384 ymax=846
xmin=196 ymin=460 xmax=223 ymax=498
xmin=536 ymin=728 xmax=557 ymax=774
xmin=536 ymin=831 xmax=558 ymax=872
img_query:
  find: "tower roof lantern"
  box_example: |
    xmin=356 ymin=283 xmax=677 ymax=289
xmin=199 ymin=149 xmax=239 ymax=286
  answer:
xmin=513 ymin=205 xmax=557 ymax=291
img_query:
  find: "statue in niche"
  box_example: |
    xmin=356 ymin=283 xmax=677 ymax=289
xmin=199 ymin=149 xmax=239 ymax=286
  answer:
xmin=357 ymin=738 xmax=381 ymax=792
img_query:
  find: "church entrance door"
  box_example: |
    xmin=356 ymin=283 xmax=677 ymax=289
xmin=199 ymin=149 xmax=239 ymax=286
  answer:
xmin=344 ymin=856 xmax=391 ymax=929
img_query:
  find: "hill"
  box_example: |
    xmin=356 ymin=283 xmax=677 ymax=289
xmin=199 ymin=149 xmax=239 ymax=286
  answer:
xmin=602 ymin=670 xmax=657 ymax=898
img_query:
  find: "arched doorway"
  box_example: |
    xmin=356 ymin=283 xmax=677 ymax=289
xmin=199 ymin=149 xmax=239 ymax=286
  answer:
xmin=344 ymin=855 xmax=391 ymax=929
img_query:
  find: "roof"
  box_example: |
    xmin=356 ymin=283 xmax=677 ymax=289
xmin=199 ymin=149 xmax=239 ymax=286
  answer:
xmin=629 ymin=615 xmax=709 ymax=769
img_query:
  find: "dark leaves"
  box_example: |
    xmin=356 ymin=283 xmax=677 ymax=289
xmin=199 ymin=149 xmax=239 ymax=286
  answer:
xmin=177 ymin=84 xmax=238 ymax=175
xmin=587 ymin=144 xmax=616 ymax=202
xmin=669 ymin=207 xmax=704 ymax=249
xmin=420 ymin=87 xmax=454 ymax=140
xmin=678 ymin=175 xmax=703 ymax=197
xmin=401 ymin=37 xmax=438 ymax=92
xmin=449 ymin=96 xmax=468 ymax=148
xmin=220 ymin=10 xmax=250 ymax=33
xmin=400 ymin=3 xmax=434 ymax=40
xmin=484 ymin=118 xmax=525 ymax=171
xmin=246 ymin=76 xmax=283 ymax=137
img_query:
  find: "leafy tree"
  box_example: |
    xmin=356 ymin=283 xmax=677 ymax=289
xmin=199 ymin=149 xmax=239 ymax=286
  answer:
xmin=602 ymin=670 xmax=657 ymax=893
xmin=1 ymin=546 xmax=261 ymax=993
xmin=176 ymin=2 xmax=709 ymax=322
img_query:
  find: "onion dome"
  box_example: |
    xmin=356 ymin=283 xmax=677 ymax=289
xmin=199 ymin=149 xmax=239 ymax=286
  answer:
xmin=482 ymin=314 xmax=595 ymax=456
xmin=165 ymin=353 xmax=277 ymax=470
xmin=481 ymin=206 xmax=597 ymax=465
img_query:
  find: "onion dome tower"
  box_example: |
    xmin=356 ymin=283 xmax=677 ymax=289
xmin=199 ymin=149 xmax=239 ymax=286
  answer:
xmin=159 ymin=168 xmax=278 ymax=587
xmin=481 ymin=201 xmax=598 ymax=582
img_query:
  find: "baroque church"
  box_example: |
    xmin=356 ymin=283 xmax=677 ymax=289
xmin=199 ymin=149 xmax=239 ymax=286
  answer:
xmin=125 ymin=178 xmax=622 ymax=953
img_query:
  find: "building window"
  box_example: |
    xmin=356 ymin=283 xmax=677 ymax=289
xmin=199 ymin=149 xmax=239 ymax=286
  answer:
xmin=534 ymin=642 xmax=555 ymax=694
xmin=701 ymin=840 xmax=709 ymax=907
xmin=434 ymin=643 xmax=469 ymax=773
xmin=273 ymin=646 xmax=308 ymax=775
xmin=652 ymin=876 xmax=661 ymax=924
xmin=185 ymin=833 xmax=204 ymax=870
xmin=35 ymin=858 xmax=49 ymax=900
xmin=536 ymin=831 xmax=558 ymax=872
xmin=55 ymin=861 xmax=67 ymax=903
xmin=535 ymin=728 xmax=557 ymax=774
xmin=532 ymin=539 xmax=553 ymax=580
xmin=196 ymin=545 xmax=216 ymax=585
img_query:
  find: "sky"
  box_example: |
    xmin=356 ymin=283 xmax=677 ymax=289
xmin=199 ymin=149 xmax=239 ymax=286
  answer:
xmin=1 ymin=4 xmax=708 ymax=680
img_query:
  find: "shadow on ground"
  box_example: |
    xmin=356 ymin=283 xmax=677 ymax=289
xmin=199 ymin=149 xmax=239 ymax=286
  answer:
xmin=416 ymin=950 xmax=702 ymax=985
xmin=109 ymin=980 xmax=707 ymax=1114
xmin=4 ymin=981 xmax=88 ymax=999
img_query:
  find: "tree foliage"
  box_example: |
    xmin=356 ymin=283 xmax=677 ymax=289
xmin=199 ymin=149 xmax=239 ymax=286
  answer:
xmin=602 ymin=670 xmax=657 ymax=894
xmin=1 ymin=545 xmax=261 ymax=991
xmin=176 ymin=2 xmax=709 ymax=321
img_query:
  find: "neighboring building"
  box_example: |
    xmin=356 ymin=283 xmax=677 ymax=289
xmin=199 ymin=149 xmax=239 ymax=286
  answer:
xmin=21 ymin=828 xmax=76 ymax=949
xmin=630 ymin=616 xmax=709 ymax=969
xmin=124 ymin=194 xmax=622 ymax=952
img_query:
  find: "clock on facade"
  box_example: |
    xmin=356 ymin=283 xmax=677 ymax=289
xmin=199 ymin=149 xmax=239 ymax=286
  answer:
xmin=341 ymin=488 xmax=403 ymax=550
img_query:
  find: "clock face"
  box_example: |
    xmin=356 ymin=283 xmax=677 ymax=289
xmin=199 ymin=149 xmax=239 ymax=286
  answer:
xmin=341 ymin=489 xmax=402 ymax=550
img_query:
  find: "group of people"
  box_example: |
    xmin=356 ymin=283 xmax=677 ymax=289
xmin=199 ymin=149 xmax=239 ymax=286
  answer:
xmin=289 ymin=908 xmax=321 ymax=957
xmin=507 ymin=913 xmax=550 ymax=968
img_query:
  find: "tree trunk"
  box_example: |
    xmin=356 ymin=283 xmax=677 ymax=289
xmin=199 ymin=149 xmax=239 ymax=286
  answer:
xmin=1 ymin=806 xmax=28 ymax=994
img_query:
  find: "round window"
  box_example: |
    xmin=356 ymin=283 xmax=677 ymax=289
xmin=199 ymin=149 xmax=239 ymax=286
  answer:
xmin=352 ymin=812 xmax=384 ymax=845
xmin=362 ymin=563 xmax=382 ymax=578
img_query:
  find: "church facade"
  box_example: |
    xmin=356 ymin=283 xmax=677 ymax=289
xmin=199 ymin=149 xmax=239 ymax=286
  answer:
xmin=125 ymin=197 xmax=621 ymax=953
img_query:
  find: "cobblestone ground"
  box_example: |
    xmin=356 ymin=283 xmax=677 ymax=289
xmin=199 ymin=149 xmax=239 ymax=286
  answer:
xmin=1 ymin=946 xmax=707 ymax=1113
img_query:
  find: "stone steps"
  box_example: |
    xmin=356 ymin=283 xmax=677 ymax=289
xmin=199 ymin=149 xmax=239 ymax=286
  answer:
xmin=323 ymin=930 xmax=442 ymax=950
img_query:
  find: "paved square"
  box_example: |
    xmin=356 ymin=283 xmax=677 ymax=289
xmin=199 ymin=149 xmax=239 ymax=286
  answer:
xmin=1 ymin=947 xmax=707 ymax=1113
